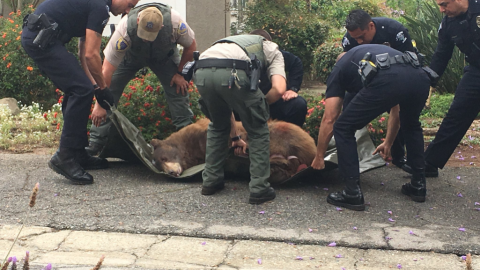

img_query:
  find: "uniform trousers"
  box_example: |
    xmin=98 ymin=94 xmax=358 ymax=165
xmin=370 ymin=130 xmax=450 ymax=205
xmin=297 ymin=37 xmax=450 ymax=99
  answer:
xmin=344 ymin=90 xmax=406 ymax=161
xmin=334 ymin=65 xmax=429 ymax=191
xmin=89 ymin=49 xmax=193 ymax=146
xmin=425 ymin=65 xmax=480 ymax=168
xmin=194 ymin=67 xmax=271 ymax=194
xmin=269 ymin=95 xmax=307 ymax=127
xmin=21 ymin=28 xmax=93 ymax=149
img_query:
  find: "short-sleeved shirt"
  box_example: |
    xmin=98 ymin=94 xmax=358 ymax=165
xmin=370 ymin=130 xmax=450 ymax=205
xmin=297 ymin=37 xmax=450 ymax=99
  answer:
xmin=104 ymin=8 xmax=195 ymax=67
xmin=35 ymin=0 xmax=111 ymax=37
xmin=200 ymin=41 xmax=286 ymax=80
xmin=342 ymin=17 xmax=414 ymax=53
xmin=326 ymin=44 xmax=404 ymax=99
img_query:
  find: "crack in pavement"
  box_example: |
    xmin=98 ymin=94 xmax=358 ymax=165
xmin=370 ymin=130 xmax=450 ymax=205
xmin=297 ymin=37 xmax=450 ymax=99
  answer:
xmin=217 ymin=239 xmax=236 ymax=269
xmin=382 ymin=227 xmax=393 ymax=249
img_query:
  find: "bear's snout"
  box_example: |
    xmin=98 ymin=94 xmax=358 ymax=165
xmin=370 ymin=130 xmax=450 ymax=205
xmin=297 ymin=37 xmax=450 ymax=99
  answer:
xmin=162 ymin=162 xmax=183 ymax=177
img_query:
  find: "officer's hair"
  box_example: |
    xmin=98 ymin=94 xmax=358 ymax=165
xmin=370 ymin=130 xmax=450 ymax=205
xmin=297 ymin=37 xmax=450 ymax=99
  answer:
xmin=250 ymin=29 xmax=272 ymax=41
xmin=345 ymin=9 xmax=372 ymax=31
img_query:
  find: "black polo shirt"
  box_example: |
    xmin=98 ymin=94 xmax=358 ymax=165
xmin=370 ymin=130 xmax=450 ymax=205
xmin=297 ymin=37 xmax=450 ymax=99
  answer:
xmin=326 ymin=44 xmax=404 ymax=99
xmin=35 ymin=0 xmax=112 ymax=37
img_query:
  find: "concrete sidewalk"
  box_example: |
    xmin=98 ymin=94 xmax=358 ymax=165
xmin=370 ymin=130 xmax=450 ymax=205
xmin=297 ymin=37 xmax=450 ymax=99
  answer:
xmin=1 ymin=153 xmax=480 ymax=269
xmin=0 ymin=225 xmax=474 ymax=270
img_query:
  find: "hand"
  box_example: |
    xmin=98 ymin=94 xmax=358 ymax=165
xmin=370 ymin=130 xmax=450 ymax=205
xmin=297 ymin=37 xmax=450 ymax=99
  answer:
xmin=94 ymin=87 xmax=115 ymax=110
xmin=91 ymin=103 xmax=107 ymax=127
xmin=170 ymin=73 xmax=189 ymax=96
xmin=311 ymin=156 xmax=325 ymax=170
xmin=373 ymin=142 xmax=392 ymax=161
xmin=282 ymin=90 xmax=298 ymax=101
xmin=232 ymin=139 xmax=248 ymax=156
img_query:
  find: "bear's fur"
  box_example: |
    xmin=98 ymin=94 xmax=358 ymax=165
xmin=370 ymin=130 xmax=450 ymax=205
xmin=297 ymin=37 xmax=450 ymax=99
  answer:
xmin=150 ymin=118 xmax=316 ymax=183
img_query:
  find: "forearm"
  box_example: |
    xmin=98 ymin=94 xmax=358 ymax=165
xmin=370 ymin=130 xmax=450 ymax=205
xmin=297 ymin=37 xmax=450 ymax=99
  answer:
xmin=178 ymin=40 xmax=197 ymax=73
xmin=86 ymin=54 xmax=106 ymax=89
xmin=265 ymin=74 xmax=286 ymax=104
xmin=315 ymin=117 xmax=334 ymax=159
xmin=102 ymin=59 xmax=117 ymax=88
xmin=79 ymin=39 xmax=96 ymax=85
xmin=384 ymin=106 xmax=401 ymax=146
xmin=230 ymin=113 xmax=237 ymax=137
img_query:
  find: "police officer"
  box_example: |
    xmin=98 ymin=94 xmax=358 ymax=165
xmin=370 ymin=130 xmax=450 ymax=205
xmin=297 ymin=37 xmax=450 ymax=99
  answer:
xmin=311 ymin=44 xmax=430 ymax=210
xmin=194 ymin=34 xmax=286 ymax=204
xmin=403 ymin=0 xmax=480 ymax=178
xmin=250 ymin=29 xmax=307 ymax=127
xmin=342 ymin=9 xmax=416 ymax=168
xmin=21 ymin=0 xmax=138 ymax=185
xmin=86 ymin=3 xmax=196 ymax=156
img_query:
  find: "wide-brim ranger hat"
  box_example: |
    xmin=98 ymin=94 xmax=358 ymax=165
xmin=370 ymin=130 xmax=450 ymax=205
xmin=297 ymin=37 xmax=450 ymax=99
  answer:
xmin=137 ymin=7 xmax=163 ymax=42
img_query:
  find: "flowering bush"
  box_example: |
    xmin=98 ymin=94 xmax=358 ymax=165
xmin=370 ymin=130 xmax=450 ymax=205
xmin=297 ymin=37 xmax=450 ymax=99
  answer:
xmin=368 ymin=113 xmax=389 ymax=146
xmin=311 ymin=39 xmax=344 ymax=83
xmin=116 ymin=72 xmax=203 ymax=142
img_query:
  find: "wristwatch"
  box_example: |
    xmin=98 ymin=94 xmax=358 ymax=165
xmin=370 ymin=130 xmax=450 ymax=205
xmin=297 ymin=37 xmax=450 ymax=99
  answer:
xmin=231 ymin=135 xmax=241 ymax=142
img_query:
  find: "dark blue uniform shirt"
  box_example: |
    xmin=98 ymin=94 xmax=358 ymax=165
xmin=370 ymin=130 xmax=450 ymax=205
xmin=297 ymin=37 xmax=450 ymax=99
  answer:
xmin=259 ymin=50 xmax=304 ymax=94
xmin=35 ymin=0 xmax=112 ymax=37
xmin=342 ymin=17 xmax=414 ymax=53
xmin=326 ymin=44 xmax=405 ymax=99
xmin=430 ymin=0 xmax=480 ymax=76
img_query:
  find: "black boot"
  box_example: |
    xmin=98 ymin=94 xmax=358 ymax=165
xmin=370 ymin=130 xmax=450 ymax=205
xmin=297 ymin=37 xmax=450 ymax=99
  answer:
xmin=201 ymin=182 xmax=225 ymax=195
xmin=85 ymin=142 xmax=104 ymax=156
xmin=74 ymin=149 xmax=109 ymax=170
xmin=327 ymin=177 xmax=365 ymax=211
xmin=391 ymin=156 xmax=407 ymax=168
xmin=249 ymin=187 xmax=276 ymax=204
xmin=49 ymin=148 xmax=93 ymax=185
xmin=401 ymin=173 xmax=426 ymax=202
xmin=402 ymin=162 xmax=438 ymax=177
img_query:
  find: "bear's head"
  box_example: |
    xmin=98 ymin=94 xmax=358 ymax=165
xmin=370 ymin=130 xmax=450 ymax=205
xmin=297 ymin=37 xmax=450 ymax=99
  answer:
xmin=150 ymin=139 xmax=186 ymax=177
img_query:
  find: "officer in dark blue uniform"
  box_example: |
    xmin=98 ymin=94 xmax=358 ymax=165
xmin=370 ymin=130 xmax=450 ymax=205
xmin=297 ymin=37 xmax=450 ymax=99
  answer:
xmin=342 ymin=9 xmax=416 ymax=168
xmin=21 ymin=0 xmax=138 ymax=185
xmin=311 ymin=44 xmax=430 ymax=211
xmin=403 ymin=0 xmax=480 ymax=178
xmin=250 ymin=29 xmax=307 ymax=127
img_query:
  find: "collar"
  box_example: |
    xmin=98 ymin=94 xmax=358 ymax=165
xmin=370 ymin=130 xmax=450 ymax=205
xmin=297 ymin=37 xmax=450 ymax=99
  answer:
xmin=106 ymin=0 xmax=112 ymax=8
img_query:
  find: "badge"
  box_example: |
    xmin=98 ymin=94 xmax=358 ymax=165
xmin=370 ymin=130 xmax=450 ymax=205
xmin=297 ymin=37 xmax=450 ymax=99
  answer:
xmin=396 ymin=31 xmax=407 ymax=43
xmin=146 ymin=22 xmax=154 ymax=29
xmin=115 ymin=37 xmax=129 ymax=51
xmin=178 ymin=21 xmax=187 ymax=35
xmin=342 ymin=36 xmax=350 ymax=47
xmin=477 ymin=15 xmax=480 ymax=28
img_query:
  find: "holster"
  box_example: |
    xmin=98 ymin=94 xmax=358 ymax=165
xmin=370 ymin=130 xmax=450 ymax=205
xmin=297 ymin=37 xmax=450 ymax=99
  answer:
xmin=249 ymin=53 xmax=262 ymax=92
xmin=422 ymin=66 xmax=440 ymax=87
xmin=24 ymin=13 xmax=66 ymax=50
xmin=182 ymin=61 xmax=196 ymax=82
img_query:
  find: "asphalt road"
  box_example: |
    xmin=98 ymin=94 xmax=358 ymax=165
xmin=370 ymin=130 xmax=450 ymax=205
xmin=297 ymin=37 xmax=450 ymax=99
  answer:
xmin=1 ymin=153 xmax=479 ymax=256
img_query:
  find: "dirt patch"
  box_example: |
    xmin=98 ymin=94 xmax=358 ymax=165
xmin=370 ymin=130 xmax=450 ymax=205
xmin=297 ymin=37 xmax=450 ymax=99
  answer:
xmin=444 ymin=144 xmax=479 ymax=168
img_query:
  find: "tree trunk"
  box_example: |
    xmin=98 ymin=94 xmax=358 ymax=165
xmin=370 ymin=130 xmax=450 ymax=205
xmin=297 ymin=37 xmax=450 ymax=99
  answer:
xmin=0 ymin=0 xmax=3 ymax=16
xmin=306 ymin=0 xmax=311 ymax=12
xmin=17 ymin=0 xmax=22 ymax=11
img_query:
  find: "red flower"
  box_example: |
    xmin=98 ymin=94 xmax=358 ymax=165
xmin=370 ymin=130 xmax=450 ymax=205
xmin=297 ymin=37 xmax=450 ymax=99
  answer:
xmin=56 ymin=123 xmax=60 ymax=130
xmin=144 ymin=102 xmax=150 ymax=108
xmin=161 ymin=110 xmax=165 ymax=117
xmin=54 ymin=112 xmax=58 ymax=118
xmin=124 ymin=102 xmax=130 ymax=107
xmin=43 ymin=113 xmax=48 ymax=120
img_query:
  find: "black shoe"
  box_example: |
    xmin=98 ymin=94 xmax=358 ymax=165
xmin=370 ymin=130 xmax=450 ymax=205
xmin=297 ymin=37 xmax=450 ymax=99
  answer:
xmin=201 ymin=182 xmax=225 ymax=195
xmin=402 ymin=163 xmax=438 ymax=177
xmin=48 ymin=152 xmax=93 ymax=185
xmin=391 ymin=157 xmax=407 ymax=168
xmin=85 ymin=142 xmax=104 ymax=157
xmin=401 ymin=174 xmax=426 ymax=202
xmin=249 ymin=187 xmax=276 ymax=204
xmin=327 ymin=190 xmax=365 ymax=211
xmin=74 ymin=149 xmax=108 ymax=170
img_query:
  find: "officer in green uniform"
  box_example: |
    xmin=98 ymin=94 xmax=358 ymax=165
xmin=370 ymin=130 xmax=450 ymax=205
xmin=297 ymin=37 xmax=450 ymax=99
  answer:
xmin=194 ymin=34 xmax=287 ymax=204
xmin=87 ymin=4 xmax=197 ymax=155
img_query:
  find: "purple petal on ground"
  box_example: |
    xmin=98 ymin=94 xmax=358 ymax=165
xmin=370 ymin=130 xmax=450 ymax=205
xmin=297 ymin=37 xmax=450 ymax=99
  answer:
xmin=335 ymin=254 xmax=343 ymax=258
xmin=459 ymin=227 xmax=466 ymax=232
xmin=413 ymin=258 xmax=417 ymax=261
xmin=328 ymin=242 xmax=336 ymax=247
xmin=288 ymin=242 xmax=295 ymax=245
xmin=323 ymin=188 xmax=329 ymax=191
xmin=310 ymin=257 xmax=315 ymax=260
xmin=386 ymin=162 xmax=390 ymax=166
xmin=462 ymin=255 xmax=467 ymax=260
xmin=336 ymin=207 xmax=343 ymax=211
xmin=201 ymin=241 xmax=206 ymax=245
xmin=397 ymin=263 xmax=402 ymax=269
xmin=7 ymin=257 xmax=12 ymax=262
xmin=353 ymin=227 xmax=358 ymax=230
xmin=12 ymin=256 xmax=17 ymax=263
xmin=202 ymin=203 xmax=206 ymax=206
xmin=472 ymin=156 xmax=476 ymax=158
xmin=475 ymin=202 xmax=480 ymax=205
xmin=43 ymin=264 xmax=52 ymax=270
xmin=458 ymin=151 xmax=462 ymax=154
xmin=457 ymin=176 xmax=461 ymax=180
xmin=342 ymin=268 xmax=346 ymax=270
xmin=470 ymin=145 xmax=474 ymax=148
xmin=387 ymin=210 xmax=393 ymax=215
xmin=459 ymin=157 xmax=465 ymax=160
xmin=414 ymin=215 xmax=420 ymax=218
xmin=54 ymin=193 xmax=58 ymax=197
xmin=475 ymin=208 xmax=480 ymax=211
xmin=309 ymin=228 xmax=313 ymax=232
xmin=381 ymin=182 xmax=384 ymax=185
xmin=409 ymin=230 xmax=414 ymax=235
xmin=295 ymin=256 xmax=303 ymax=260
xmin=430 ymin=207 xmax=433 ymax=210
xmin=258 ymin=211 xmax=265 ymax=214
xmin=385 ymin=236 xmax=392 ymax=240
xmin=257 ymin=258 xmax=262 ymax=264
xmin=388 ymin=218 xmax=395 ymax=222
xmin=470 ymin=162 xmax=474 ymax=165
xmin=457 ymin=193 xmax=463 ymax=197
xmin=469 ymin=135 xmax=475 ymax=140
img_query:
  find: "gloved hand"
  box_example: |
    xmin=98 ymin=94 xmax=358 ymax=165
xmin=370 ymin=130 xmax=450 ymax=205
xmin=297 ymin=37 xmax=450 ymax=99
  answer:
xmin=422 ymin=66 xmax=440 ymax=87
xmin=94 ymin=87 xmax=115 ymax=110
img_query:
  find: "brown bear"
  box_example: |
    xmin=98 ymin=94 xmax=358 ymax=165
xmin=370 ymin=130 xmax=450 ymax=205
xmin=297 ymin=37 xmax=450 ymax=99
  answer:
xmin=150 ymin=118 xmax=316 ymax=184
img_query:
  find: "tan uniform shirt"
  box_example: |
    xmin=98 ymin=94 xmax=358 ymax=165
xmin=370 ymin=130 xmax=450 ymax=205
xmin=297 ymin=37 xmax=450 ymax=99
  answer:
xmin=200 ymin=41 xmax=286 ymax=80
xmin=104 ymin=9 xmax=195 ymax=67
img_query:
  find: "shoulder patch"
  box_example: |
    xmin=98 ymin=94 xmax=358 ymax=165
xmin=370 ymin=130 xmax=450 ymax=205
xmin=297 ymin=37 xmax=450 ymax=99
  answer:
xmin=115 ymin=37 xmax=129 ymax=51
xmin=178 ymin=21 xmax=188 ymax=35
xmin=342 ymin=36 xmax=350 ymax=47
xmin=396 ymin=31 xmax=407 ymax=43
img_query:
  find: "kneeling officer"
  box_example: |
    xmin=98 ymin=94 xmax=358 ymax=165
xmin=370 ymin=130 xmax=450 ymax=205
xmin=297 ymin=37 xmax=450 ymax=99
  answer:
xmin=311 ymin=44 xmax=432 ymax=210
xmin=193 ymin=34 xmax=287 ymax=204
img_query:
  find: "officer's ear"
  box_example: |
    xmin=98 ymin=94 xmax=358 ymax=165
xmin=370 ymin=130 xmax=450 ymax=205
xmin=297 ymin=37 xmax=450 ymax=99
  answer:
xmin=368 ymin=21 xmax=375 ymax=31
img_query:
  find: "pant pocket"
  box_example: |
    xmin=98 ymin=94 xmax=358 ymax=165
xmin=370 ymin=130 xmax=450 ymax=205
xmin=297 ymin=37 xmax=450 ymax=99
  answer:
xmin=244 ymin=97 xmax=269 ymax=127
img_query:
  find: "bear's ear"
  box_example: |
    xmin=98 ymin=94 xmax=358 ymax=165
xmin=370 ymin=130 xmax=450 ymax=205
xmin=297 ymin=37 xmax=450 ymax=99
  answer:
xmin=150 ymin=139 xmax=163 ymax=149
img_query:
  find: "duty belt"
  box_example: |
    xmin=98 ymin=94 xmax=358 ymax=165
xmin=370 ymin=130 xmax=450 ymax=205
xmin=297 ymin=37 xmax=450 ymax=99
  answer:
xmin=23 ymin=13 xmax=70 ymax=49
xmin=195 ymin=59 xmax=251 ymax=74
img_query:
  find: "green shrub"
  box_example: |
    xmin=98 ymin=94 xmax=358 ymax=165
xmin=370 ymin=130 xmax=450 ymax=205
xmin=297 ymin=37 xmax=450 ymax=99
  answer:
xmin=311 ymin=39 xmax=344 ymax=83
xmin=316 ymin=0 xmax=387 ymax=29
xmin=403 ymin=0 xmax=464 ymax=94
xmin=242 ymin=0 xmax=330 ymax=74
xmin=420 ymin=93 xmax=454 ymax=118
